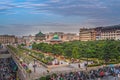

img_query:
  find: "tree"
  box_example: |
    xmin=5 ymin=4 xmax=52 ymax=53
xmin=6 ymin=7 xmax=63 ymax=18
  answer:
xmin=72 ymin=47 xmax=79 ymax=59
xmin=31 ymin=40 xmax=120 ymax=63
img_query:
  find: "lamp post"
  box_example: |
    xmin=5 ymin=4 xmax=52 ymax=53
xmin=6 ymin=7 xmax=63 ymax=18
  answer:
xmin=33 ymin=59 xmax=37 ymax=73
xmin=86 ymin=52 xmax=88 ymax=70
xmin=84 ymin=44 xmax=88 ymax=70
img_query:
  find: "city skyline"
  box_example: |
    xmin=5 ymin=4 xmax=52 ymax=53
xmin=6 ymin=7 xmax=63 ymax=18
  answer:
xmin=0 ymin=0 xmax=120 ymax=36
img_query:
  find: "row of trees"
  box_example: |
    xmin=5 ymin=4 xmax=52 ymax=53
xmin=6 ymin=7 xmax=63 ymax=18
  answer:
xmin=18 ymin=45 xmax=54 ymax=64
xmin=32 ymin=40 xmax=120 ymax=62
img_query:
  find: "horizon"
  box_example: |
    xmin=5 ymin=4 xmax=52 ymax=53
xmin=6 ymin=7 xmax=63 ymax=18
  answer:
xmin=0 ymin=0 xmax=120 ymax=36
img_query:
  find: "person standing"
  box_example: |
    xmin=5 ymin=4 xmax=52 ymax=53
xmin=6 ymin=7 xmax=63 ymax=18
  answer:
xmin=118 ymin=73 xmax=120 ymax=77
xmin=78 ymin=64 xmax=80 ymax=68
xmin=113 ymin=73 xmax=117 ymax=80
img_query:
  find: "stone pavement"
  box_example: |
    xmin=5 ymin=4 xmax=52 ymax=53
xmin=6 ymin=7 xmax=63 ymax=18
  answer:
xmin=28 ymin=60 xmax=94 ymax=79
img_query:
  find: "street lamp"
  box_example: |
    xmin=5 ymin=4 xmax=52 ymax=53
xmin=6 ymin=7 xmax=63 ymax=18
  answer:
xmin=33 ymin=59 xmax=37 ymax=73
xmin=86 ymin=52 xmax=88 ymax=70
xmin=84 ymin=44 xmax=89 ymax=71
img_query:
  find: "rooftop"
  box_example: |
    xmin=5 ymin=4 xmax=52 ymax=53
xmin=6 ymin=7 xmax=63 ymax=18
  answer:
xmin=50 ymin=34 xmax=62 ymax=41
xmin=35 ymin=32 xmax=45 ymax=37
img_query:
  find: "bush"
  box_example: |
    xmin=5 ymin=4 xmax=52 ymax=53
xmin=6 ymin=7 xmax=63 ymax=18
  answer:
xmin=105 ymin=62 xmax=118 ymax=65
xmin=26 ymin=69 xmax=32 ymax=73
xmin=52 ymin=73 xmax=57 ymax=78
xmin=46 ymin=75 xmax=50 ymax=80
xmin=39 ymin=77 xmax=46 ymax=80
xmin=88 ymin=64 xmax=102 ymax=67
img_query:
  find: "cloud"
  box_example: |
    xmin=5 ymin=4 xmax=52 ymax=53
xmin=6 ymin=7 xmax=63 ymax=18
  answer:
xmin=0 ymin=23 xmax=80 ymax=36
xmin=0 ymin=24 xmax=36 ymax=36
xmin=17 ymin=2 xmax=48 ymax=8
xmin=28 ymin=0 xmax=119 ymax=26
xmin=0 ymin=1 xmax=17 ymax=14
xmin=0 ymin=0 xmax=120 ymax=27
xmin=50 ymin=0 xmax=60 ymax=3
xmin=27 ymin=0 xmax=107 ymax=18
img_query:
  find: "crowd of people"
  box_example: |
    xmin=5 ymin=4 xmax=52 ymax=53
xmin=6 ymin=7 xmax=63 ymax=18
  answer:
xmin=0 ymin=58 xmax=17 ymax=80
xmin=47 ymin=66 xmax=120 ymax=80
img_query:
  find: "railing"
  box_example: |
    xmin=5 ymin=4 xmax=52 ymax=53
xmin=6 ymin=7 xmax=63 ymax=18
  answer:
xmin=33 ymin=68 xmax=85 ymax=79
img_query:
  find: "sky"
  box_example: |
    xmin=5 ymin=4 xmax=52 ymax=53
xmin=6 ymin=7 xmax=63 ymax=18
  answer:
xmin=0 ymin=0 xmax=120 ymax=36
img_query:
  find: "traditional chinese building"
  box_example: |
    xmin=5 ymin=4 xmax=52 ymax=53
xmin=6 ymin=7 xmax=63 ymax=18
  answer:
xmin=35 ymin=31 xmax=46 ymax=42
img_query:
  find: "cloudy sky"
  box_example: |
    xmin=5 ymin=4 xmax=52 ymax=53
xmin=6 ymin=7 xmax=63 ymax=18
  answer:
xmin=0 ymin=0 xmax=120 ymax=36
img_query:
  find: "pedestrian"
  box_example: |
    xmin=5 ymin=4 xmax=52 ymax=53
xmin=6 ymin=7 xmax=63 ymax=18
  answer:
xmin=118 ymin=73 xmax=120 ymax=77
xmin=78 ymin=64 xmax=80 ymax=68
xmin=113 ymin=73 xmax=117 ymax=80
xmin=100 ymin=71 xmax=104 ymax=78
xmin=114 ymin=76 xmax=117 ymax=80
xmin=47 ymin=69 xmax=50 ymax=73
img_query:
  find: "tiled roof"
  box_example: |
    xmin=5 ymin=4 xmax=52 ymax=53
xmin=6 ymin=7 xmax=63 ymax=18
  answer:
xmin=35 ymin=32 xmax=45 ymax=36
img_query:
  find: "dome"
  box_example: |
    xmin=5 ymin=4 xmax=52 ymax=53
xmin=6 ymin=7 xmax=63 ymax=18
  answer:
xmin=50 ymin=34 xmax=62 ymax=44
xmin=53 ymin=34 xmax=59 ymax=39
